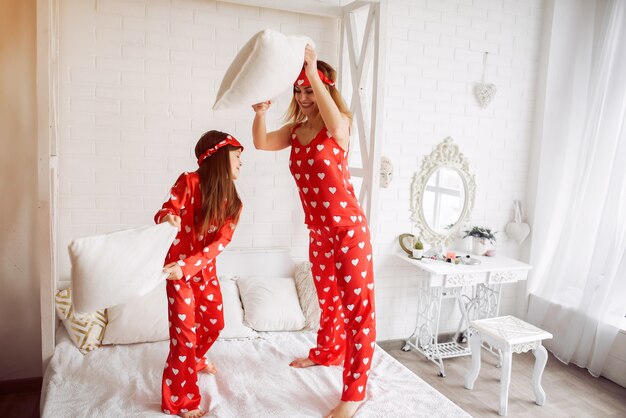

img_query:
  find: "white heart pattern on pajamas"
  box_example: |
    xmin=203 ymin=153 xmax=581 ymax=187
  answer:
xmin=307 ymin=221 xmax=375 ymax=403
xmin=289 ymin=124 xmax=365 ymax=228
xmin=156 ymin=171 xmax=236 ymax=415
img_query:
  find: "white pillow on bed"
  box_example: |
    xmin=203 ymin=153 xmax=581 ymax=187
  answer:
xmin=69 ymin=223 xmax=177 ymax=313
xmin=102 ymin=278 xmax=256 ymax=345
xmin=237 ymin=277 xmax=305 ymax=331
xmin=294 ymin=261 xmax=321 ymax=331
xmin=212 ymin=29 xmax=312 ymax=110
xmin=219 ymin=277 xmax=257 ymax=340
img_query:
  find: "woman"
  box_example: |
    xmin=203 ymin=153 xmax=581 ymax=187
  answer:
xmin=157 ymin=130 xmax=243 ymax=418
xmin=251 ymin=45 xmax=375 ymax=418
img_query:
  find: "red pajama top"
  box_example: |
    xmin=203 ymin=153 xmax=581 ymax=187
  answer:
xmin=289 ymin=124 xmax=366 ymax=228
xmin=155 ymin=172 xmax=238 ymax=281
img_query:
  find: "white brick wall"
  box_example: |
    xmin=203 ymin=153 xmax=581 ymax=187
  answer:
xmin=57 ymin=0 xmax=339 ymax=279
xmin=56 ymin=0 xmax=545 ymax=341
xmin=374 ymin=0 xmax=545 ymax=338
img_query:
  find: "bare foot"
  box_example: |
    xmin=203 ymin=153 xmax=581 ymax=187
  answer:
xmin=199 ymin=361 xmax=218 ymax=375
xmin=289 ymin=357 xmax=317 ymax=368
xmin=179 ymin=408 xmax=206 ymax=418
xmin=324 ymin=401 xmax=363 ymax=418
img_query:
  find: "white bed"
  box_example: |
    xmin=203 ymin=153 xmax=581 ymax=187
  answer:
xmin=41 ymin=249 xmax=469 ymax=417
xmin=42 ymin=327 xmax=469 ymax=418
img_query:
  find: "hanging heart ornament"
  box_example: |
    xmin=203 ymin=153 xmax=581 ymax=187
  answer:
xmin=474 ymin=52 xmax=497 ymax=108
xmin=505 ymin=222 xmax=530 ymax=245
xmin=474 ymin=83 xmax=497 ymax=108
xmin=505 ymin=200 xmax=530 ymax=245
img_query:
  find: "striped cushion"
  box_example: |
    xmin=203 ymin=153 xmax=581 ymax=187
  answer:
xmin=55 ymin=288 xmax=107 ymax=353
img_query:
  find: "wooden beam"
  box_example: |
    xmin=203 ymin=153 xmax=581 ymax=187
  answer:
xmin=216 ymin=0 xmax=343 ymax=18
xmin=364 ymin=0 xmax=386 ymax=238
xmin=37 ymin=0 xmax=57 ymax=372
xmin=345 ymin=11 xmax=370 ymax=165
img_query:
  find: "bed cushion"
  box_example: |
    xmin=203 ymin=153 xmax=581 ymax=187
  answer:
xmin=219 ymin=277 xmax=258 ymax=340
xmin=294 ymin=261 xmax=321 ymax=331
xmin=69 ymin=223 xmax=177 ymax=313
xmin=101 ymin=277 xmax=256 ymax=345
xmin=237 ymin=277 xmax=305 ymax=331
xmin=212 ymin=29 xmax=312 ymax=110
xmin=55 ymin=288 xmax=107 ymax=353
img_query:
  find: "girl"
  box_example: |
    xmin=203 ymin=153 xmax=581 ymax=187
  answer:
xmin=251 ymin=45 xmax=376 ymax=418
xmin=157 ymin=130 xmax=243 ymax=418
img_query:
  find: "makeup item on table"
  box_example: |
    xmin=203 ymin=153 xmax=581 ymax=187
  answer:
xmin=460 ymin=254 xmax=482 ymax=265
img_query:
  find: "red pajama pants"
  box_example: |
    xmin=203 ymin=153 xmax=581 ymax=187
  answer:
xmin=161 ymin=265 xmax=224 ymax=415
xmin=307 ymin=224 xmax=376 ymax=402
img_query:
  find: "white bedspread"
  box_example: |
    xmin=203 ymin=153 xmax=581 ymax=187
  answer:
xmin=42 ymin=328 xmax=469 ymax=417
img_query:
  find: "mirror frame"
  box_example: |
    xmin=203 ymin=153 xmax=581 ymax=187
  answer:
xmin=410 ymin=137 xmax=476 ymax=248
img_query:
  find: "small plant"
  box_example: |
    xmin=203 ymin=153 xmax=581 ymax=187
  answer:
xmin=413 ymin=237 xmax=424 ymax=250
xmin=463 ymin=226 xmax=497 ymax=245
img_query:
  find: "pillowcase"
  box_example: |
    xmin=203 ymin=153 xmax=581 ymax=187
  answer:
xmin=102 ymin=282 xmax=168 ymax=345
xmin=294 ymin=261 xmax=320 ymax=331
xmin=219 ymin=277 xmax=258 ymax=340
xmin=55 ymin=288 xmax=108 ymax=354
xmin=237 ymin=276 xmax=305 ymax=331
xmin=69 ymin=223 xmax=177 ymax=313
xmin=213 ymin=29 xmax=313 ymax=110
xmin=102 ymin=278 xmax=256 ymax=345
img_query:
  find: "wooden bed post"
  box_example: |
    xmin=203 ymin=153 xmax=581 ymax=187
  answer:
xmin=340 ymin=0 xmax=386 ymax=242
xmin=37 ymin=0 xmax=58 ymax=372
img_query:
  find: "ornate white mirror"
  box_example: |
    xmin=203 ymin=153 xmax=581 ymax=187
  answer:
xmin=410 ymin=137 xmax=476 ymax=249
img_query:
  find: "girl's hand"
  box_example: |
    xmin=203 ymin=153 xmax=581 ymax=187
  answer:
xmin=163 ymin=262 xmax=183 ymax=281
xmin=252 ymin=101 xmax=271 ymax=116
xmin=161 ymin=214 xmax=181 ymax=230
xmin=304 ymin=44 xmax=318 ymax=77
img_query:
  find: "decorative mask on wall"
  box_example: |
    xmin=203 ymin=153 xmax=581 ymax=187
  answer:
xmin=380 ymin=156 xmax=394 ymax=188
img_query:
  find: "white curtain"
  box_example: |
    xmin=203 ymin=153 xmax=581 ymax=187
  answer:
xmin=526 ymin=0 xmax=626 ymax=376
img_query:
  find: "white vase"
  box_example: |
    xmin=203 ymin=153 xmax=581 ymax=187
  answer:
xmin=472 ymin=238 xmax=489 ymax=256
xmin=412 ymin=248 xmax=423 ymax=259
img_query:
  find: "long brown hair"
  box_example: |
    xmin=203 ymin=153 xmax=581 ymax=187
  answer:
xmin=194 ymin=130 xmax=242 ymax=233
xmin=285 ymin=60 xmax=353 ymax=124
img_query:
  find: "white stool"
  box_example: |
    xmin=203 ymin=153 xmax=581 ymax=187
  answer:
xmin=464 ymin=315 xmax=552 ymax=416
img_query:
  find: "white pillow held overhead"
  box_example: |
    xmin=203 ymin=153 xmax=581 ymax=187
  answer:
xmin=69 ymin=223 xmax=177 ymax=313
xmin=213 ymin=29 xmax=313 ymax=110
xmin=102 ymin=282 xmax=169 ymax=345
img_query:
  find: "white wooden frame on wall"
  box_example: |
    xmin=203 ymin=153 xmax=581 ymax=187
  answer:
xmin=36 ymin=0 xmax=386 ymax=370
xmin=37 ymin=0 xmax=59 ymax=372
xmin=339 ymin=1 xmax=386 ymax=235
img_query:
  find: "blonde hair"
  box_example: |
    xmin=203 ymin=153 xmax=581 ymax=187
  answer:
xmin=284 ymin=60 xmax=352 ymax=124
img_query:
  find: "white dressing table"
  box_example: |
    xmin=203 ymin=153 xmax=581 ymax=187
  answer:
xmin=397 ymin=252 xmax=532 ymax=377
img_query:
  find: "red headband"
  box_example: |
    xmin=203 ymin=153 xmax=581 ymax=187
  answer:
xmin=294 ymin=67 xmax=335 ymax=87
xmin=197 ymin=135 xmax=243 ymax=166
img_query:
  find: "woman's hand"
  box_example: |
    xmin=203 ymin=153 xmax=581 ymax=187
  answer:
xmin=252 ymin=101 xmax=271 ymax=116
xmin=161 ymin=213 xmax=181 ymax=230
xmin=304 ymin=44 xmax=318 ymax=77
xmin=163 ymin=262 xmax=183 ymax=281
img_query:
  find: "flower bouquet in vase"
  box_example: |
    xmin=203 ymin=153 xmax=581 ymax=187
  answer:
xmin=463 ymin=226 xmax=497 ymax=256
